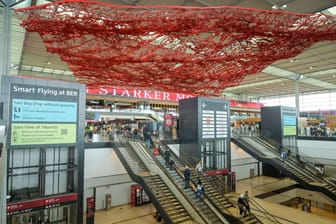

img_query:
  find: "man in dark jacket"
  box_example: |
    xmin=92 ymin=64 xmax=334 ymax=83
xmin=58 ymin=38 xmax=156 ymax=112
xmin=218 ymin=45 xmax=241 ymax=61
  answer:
xmin=184 ymin=165 xmax=191 ymax=188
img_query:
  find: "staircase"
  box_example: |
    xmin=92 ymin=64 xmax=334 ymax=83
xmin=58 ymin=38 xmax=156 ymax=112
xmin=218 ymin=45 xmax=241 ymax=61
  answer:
xmin=114 ymin=142 xmax=195 ymax=224
xmin=232 ymin=136 xmax=336 ymax=201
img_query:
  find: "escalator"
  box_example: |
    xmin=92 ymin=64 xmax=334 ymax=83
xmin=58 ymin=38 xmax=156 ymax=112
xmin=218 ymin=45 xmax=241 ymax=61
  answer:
xmin=232 ymin=136 xmax=336 ymax=201
xmin=154 ymin=151 xmax=230 ymax=224
xmin=158 ymin=144 xmax=273 ymax=224
xmin=144 ymin=175 xmax=191 ymax=223
xmin=114 ymin=142 xmax=194 ymax=224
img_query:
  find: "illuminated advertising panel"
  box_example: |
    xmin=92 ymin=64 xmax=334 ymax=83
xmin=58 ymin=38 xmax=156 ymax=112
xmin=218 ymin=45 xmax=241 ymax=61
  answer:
xmin=283 ymin=126 xmax=297 ymax=136
xmin=283 ymin=115 xmax=296 ymax=126
xmin=164 ymin=114 xmax=173 ymax=127
xmin=9 ymin=83 xmax=79 ymax=147
xmin=283 ymin=115 xmax=297 ymax=136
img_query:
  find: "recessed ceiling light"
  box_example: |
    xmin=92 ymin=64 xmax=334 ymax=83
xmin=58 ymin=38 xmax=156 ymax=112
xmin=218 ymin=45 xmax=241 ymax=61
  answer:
xmin=290 ymin=59 xmax=299 ymax=63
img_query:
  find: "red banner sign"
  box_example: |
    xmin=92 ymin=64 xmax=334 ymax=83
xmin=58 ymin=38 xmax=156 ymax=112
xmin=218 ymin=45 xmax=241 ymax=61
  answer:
xmin=86 ymin=87 xmax=263 ymax=109
xmin=164 ymin=114 xmax=173 ymax=127
xmin=203 ymin=168 xmax=229 ymax=177
xmin=7 ymin=193 xmax=77 ymax=215
xmin=87 ymin=87 xmax=193 ymax=102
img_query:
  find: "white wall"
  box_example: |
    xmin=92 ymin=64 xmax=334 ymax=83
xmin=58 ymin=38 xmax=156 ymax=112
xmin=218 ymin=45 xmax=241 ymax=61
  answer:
xmin=85 ymin=148 xmax=127 ymax=178
xmin=298 ymin=140 xmax=336 ymax=160
xmin=84 ymin=148 xmax=136 ymax=213
xmin=231 ymin=143 xmax=262 ymax=180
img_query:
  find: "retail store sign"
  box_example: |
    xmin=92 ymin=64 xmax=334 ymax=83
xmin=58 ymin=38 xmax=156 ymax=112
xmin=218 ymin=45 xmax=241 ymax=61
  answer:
xmin=9 ymin=83 xmax=79 ymax=148
xmin=86 ymin=87 xmax=193 ymax=101
xmin=86 ymin=87 xmax=264 ymax=109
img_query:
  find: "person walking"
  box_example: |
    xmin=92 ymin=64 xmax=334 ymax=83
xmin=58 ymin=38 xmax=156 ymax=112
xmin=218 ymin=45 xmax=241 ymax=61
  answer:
xmin=184 ymin=165 xmax=191 ymax=189
xmin=195 ymin=160 xmax=203 ymax=179
xmin=144 ymin=131 xmax=151 ymax=149
xmin=281 ymin=151 xmax=286 ymax=164
xmin=196 ymin=181 xmax=204 ymax=199
xmin=243 ymin=191 xmax=251 ymax=215
xmin=238 ymin=194 xmax=245 ymax=218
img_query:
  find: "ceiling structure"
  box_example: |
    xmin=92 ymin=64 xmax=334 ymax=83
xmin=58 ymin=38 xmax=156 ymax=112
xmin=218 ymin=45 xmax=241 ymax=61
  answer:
xmin=2 ymin=0 xmax=336 ymax=101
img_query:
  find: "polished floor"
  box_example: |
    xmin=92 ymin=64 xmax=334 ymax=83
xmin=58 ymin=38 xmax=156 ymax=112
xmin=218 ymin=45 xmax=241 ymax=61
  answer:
xmin=94 ymin=203 xmax=158 ymax=224
xmin=93 ymin=176 xmax=336 ymax=224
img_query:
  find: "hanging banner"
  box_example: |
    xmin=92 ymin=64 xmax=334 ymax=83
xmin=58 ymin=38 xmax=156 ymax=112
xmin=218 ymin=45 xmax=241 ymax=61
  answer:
xmin=164 ymin=114 xmax=173 ymax=127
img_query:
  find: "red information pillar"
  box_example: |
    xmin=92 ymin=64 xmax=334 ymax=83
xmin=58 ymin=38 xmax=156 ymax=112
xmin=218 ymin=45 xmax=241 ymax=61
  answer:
xmin=86 ymin=197 xmax=95 ymax=224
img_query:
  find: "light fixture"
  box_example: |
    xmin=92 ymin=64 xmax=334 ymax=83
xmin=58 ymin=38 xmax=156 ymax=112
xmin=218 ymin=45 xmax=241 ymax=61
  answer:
xmin=289 ymin=59 xmax=299 ymax=63
xmin=43 ymin=61 xmax=51 ymax=65
xmin=272 ymin=4 xmax=287 ymax=10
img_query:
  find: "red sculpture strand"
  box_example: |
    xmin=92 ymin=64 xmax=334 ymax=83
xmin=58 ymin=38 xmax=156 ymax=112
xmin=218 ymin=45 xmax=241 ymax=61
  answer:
xmin=15 ymin=0 xmax=336 ymax=96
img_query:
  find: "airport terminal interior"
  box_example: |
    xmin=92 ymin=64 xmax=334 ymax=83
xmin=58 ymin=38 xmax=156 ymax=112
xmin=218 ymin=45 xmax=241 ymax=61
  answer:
xmin=1 ymin=0 xmax=336 ymax=224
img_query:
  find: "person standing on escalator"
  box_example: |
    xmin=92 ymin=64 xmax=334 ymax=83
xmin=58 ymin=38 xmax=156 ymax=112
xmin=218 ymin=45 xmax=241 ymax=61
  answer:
xmin=164 ymin=149 xmax=171 ymax=166
xmin=243 ymin=191 xmax=251 ymax=216
xmin=195 ymin=160 xmax=203 ymax=179
xmin=184 ymin=165 xmax=191 ymax=189
xmin=281 ymin=151 xmax=286 ymax=164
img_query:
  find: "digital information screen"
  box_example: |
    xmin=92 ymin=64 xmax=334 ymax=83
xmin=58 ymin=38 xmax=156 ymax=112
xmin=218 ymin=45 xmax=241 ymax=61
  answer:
xmin=283 ymin=115 xmax=297 ymax=136
xmin=201 ymin=101 xmax=229 ymax=139
xmin=283 ymin=126 xmax=297 ymax=136
xmin=9 ymin=83 xmax=79 ymax=147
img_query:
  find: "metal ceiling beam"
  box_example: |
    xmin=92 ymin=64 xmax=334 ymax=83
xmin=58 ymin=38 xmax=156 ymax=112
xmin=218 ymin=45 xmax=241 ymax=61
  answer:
xmin=263 ymin=66 xmax=336 ymax=89
xmin=224 ymin=66 xmax=336 ymax=93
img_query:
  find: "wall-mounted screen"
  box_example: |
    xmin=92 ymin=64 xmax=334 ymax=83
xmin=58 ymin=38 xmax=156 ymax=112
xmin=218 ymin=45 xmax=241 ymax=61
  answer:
xmin=283 ymin=125 xmax=297 ymax=136
xmin=9 ymin=83 xmax=79 ymax=147
xmin=283 ymin=115 xmax=296 ymax=126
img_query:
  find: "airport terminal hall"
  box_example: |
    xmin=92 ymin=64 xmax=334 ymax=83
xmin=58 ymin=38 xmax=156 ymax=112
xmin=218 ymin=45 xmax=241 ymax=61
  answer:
xmin=2 ymin=0 xmax=336 ymax=224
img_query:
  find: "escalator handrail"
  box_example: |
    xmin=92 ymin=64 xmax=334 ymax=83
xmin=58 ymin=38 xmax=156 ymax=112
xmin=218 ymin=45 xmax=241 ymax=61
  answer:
xmin=115 ymin=140 xmax=194 ymax=224
xmin=128 ymin=139 xmax=208 ymax=224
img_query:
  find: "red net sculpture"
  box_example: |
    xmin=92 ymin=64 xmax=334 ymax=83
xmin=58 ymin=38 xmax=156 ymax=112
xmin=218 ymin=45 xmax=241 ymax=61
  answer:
xmin=15 ymin=0 xmax=336 ymax=96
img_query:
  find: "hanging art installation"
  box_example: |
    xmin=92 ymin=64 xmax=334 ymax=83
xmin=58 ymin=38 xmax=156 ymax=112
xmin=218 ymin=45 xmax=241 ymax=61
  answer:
xmin=15 ymin=0 xmax=336 ymax=96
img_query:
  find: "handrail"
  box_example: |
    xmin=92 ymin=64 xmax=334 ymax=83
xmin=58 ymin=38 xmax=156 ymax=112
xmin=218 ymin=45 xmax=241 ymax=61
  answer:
xmin=163 ymin=144 xmax=259 ymax=223
xmin=248 ymin=197 xmax=281 ymax=224
xmin=152 ymin=150 xmax=221 ymax=224
xmin=114 ymin=140 xmax=194 ymax=224
xmin=161 ymin=147 xmax=235 ymax=224
xmin=254 ymin=136 xmax=336 ymax=187
xmin=231 ymin=137 xmax=313 ymax=223
xmin=126 ymin=139 xmax=205 ymax=224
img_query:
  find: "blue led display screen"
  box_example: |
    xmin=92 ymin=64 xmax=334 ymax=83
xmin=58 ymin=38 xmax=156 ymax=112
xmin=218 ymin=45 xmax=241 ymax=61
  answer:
xmin=283 ymin=115 xmax=296 ymax=126
xmin=12 ymin=99 xmax=77 ymax=122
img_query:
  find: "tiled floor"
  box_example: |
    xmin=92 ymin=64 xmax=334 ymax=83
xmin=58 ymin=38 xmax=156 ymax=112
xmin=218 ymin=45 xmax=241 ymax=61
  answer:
xmin=93 ymin=176 xmax=336 ymax=224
